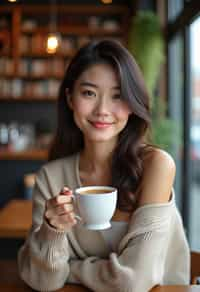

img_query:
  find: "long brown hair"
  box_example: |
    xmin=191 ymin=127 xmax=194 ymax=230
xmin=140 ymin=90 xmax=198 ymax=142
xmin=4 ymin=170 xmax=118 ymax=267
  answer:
xmin=49 ymin=40 xmax=151 ymax=211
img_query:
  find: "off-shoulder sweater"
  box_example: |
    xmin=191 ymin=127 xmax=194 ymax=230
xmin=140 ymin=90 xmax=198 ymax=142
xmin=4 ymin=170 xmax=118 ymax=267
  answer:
xmin=18 ymin=153 xmax=190 ymax=292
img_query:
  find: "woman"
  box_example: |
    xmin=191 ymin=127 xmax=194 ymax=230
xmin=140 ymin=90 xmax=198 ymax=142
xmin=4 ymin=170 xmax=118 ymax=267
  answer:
xmin=18 ymin=40 xmax=190 ymax=292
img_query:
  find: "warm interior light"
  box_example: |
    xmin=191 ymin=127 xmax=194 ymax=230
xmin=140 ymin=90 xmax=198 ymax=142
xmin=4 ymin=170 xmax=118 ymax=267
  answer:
xmin=46 ymin=34 xmax=59 ymax=54
xmin=101 ymin=0 xmax=112 ymax=3
xmin=8 ymin=0 xmax=17 ymax=2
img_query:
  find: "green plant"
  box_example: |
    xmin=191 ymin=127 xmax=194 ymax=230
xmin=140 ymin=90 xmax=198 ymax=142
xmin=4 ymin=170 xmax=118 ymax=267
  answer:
xmin=128 ymin=11 xmax=164 ymax=98
xmin=128 ymin=11 xmax=179 ymax=153
xmin=151 ymin=96 xmax=180 ymax=153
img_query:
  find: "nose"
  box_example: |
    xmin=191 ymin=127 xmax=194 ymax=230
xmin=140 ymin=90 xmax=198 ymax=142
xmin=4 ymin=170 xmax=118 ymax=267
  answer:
xmin=94 ymin=96 xmax=110 ymax=116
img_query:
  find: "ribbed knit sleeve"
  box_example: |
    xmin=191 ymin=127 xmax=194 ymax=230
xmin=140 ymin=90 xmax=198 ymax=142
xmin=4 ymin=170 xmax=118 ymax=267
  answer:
xmin=18 ymin=167 xmax=71 ymax=292
xmin=67 ymin=199 xmax=185 ymax=292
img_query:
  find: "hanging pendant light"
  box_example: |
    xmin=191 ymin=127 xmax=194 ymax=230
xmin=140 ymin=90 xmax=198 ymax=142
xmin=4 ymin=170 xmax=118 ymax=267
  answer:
xmin=46 ymin=0 xmax=61 ymax=54
xmin=101 ymin=0 xmax=112 ymax=4
xmin=47 ymin=33 xmax=60 ymax=54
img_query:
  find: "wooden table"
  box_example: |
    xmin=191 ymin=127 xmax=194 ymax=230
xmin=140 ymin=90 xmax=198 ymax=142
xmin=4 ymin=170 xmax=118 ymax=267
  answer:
xmin=0 ymin=283 xmax=89 ymax=291
xmin=0 ymin=200 xmax=32 ymax=238
xmin=0 ymin=202 xmax=199 ymax=291
xmin=0 ymin=260 xmax=89 ymax=291
xmin=0 ymin=284 xmax=199 ymax=292
xmin=0 ymin=260 xmax=199 ymax=292
xmin=152 ymin=287 xmax=200 ymax=291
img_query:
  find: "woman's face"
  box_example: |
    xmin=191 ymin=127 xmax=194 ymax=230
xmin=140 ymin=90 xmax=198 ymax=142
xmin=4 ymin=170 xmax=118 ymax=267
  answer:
xmin=68 ymin=63 xmax=132 ymax=144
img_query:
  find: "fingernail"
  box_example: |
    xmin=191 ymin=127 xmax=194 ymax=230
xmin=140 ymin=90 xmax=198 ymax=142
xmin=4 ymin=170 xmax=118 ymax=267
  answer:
xmin=61 ymin=187 xmax=72 ymax=195
xmin=74 ymin=214 xmax=82 ymax=221
xmin=63 ymin=187 xmax=69 ymax=191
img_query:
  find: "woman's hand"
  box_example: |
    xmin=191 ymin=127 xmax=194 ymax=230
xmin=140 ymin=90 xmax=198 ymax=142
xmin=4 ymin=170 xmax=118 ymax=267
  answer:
xmin=44 ymin=187 xmax=77 ymax=231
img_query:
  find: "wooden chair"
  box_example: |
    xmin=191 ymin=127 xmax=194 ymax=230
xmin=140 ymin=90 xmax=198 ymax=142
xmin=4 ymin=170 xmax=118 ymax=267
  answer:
xmin=191 ymin=251 xmax=200 ymax=284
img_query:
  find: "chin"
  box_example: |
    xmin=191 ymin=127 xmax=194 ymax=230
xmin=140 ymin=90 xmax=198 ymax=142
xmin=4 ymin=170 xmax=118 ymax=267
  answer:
xmin=87 ymin=134 xmax=117 ymax=143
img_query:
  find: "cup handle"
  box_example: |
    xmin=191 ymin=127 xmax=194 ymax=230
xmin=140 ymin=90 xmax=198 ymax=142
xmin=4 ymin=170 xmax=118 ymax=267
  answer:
xmin=71 ymin=194 xmax=82 ymax=221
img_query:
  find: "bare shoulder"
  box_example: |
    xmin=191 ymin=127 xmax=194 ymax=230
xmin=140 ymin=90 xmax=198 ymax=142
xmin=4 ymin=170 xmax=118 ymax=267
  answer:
xmin=145 ymin=148 xmax=176 ymax=170
xmin=138 ymin=148 xmax=176 ymax=206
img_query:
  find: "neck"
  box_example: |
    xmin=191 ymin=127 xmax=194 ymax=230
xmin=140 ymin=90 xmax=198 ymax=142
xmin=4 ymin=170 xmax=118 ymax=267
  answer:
xmin=80 ymin=140 xmax=116 ymax=173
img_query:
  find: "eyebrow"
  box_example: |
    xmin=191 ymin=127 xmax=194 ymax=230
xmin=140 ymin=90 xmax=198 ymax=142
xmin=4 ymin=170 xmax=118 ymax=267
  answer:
xmin=79 ymin=81 xmax=120 ymax=90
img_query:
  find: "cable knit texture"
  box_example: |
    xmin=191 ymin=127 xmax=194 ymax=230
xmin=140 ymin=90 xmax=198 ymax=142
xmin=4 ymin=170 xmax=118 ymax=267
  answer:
xmin=18 ymin=153 xmax=190 ymax=292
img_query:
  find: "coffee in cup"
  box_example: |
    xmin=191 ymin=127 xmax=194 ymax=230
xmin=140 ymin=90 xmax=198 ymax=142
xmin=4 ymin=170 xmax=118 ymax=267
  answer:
xmin=78 ymin=188 xmax=112 ymax=195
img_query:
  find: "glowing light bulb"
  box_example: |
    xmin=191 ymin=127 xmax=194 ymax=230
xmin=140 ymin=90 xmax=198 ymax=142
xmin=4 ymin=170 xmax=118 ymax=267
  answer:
xmin=46 ymin=34 xmax=60 ymax=54
xmin=101 ymin=0 xmax=112 ymax=4
xmin=8 ymin=0 xmax=17 ymax=2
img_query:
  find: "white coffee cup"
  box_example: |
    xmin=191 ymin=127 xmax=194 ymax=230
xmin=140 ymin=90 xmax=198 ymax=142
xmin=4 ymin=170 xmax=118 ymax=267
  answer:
xmin=74 ymin=186 xmax=117 ymax=230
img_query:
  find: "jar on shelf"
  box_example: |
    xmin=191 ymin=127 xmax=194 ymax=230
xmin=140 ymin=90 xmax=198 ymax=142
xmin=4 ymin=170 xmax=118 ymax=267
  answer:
xmin=0 ymin=123 xmax=9 ymax=150
xmin=24 ymin=173 xmax=35 ymax=200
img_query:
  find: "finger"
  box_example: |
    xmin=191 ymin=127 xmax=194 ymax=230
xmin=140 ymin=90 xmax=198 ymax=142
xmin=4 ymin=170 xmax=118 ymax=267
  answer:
xmin=45 ymin=201 xmax=74 ymax=219
xmin=60 ymin=187 xmax=73 ymax=195
xmin=56 ymin=195 xmax=74 ymax=205
xmin=50 ymin=195 xmax=73 ymax=207
xmin=55 ymin=203 xmax=74 ymax=215
xmin=45 ymin=204 xmax=74 ymax=219
xmin=59 ymin=212 xmax=77 ymax=225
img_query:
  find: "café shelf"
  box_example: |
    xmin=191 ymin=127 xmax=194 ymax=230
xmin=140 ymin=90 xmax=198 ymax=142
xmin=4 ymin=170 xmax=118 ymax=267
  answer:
xmin=0 ymin=4 xmax=129 ymax=102
xmin=0 ymin=149 xmax=48 ymax=160
xmin=0 ymin=96 xmax=57 ymax=102
xmin=21 ymin=25 xmax=123 ymax=36
xmin=0 ymin=3 xmax=129 ymax=165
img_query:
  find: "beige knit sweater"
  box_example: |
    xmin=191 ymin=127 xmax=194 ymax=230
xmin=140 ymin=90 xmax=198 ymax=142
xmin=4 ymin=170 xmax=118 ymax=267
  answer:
xmin=18 ymin=153 xmax=190 ymax=292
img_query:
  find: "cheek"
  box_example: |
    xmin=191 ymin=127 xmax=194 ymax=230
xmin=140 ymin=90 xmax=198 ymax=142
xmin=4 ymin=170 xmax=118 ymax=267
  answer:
xmin=72 ymin=98 xmax=85 ymax=113
xmin=72 ymin=99 xmax=92 ymax=119
xmin=113 ymin=104 xmax=131 ymax=120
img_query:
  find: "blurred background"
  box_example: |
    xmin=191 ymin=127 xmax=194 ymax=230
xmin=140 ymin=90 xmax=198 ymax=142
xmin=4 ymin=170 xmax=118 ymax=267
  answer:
xmin=0 ymin=0 xmax=200 ymax=257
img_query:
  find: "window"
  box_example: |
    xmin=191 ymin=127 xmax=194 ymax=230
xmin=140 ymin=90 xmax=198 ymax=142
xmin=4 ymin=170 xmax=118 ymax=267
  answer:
xmin=189 ymin=16 xmax=200 ymax=250
xmin=168 ymin=0 xmax=184 ymax=21
xmin=167 ymin=0 xmax=200 ymax=248
xmin=168 ymin=33 xmax=184 ymax=211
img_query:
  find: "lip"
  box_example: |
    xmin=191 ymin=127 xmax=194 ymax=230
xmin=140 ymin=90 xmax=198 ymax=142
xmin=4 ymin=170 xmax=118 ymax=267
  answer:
xmin=89 ymin=121 xmax=113 ymax=129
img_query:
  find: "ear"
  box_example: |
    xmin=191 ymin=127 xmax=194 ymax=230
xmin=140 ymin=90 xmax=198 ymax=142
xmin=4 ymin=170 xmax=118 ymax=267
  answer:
xmin=66 ymin=88 xmax=73 ymax=110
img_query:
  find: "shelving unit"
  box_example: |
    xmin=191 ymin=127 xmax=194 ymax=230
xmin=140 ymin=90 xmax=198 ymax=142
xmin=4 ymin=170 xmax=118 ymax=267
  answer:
xmin=0 ymin=4 xmax=129 ymax=102
xmin=0 ymin=3 xmax=130 ymax=161
xmin=0 ymin=149 xmax=48 ymax=160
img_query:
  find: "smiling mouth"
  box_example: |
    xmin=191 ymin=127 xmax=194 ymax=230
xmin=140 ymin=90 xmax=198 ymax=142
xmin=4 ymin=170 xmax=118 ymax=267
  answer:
xmin=89 ymin=121 xmax=113 ymax=129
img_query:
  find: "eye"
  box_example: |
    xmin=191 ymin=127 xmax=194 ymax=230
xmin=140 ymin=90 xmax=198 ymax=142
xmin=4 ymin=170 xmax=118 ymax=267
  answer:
xmin=82 ymin=90 xmax=96 ymax=98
